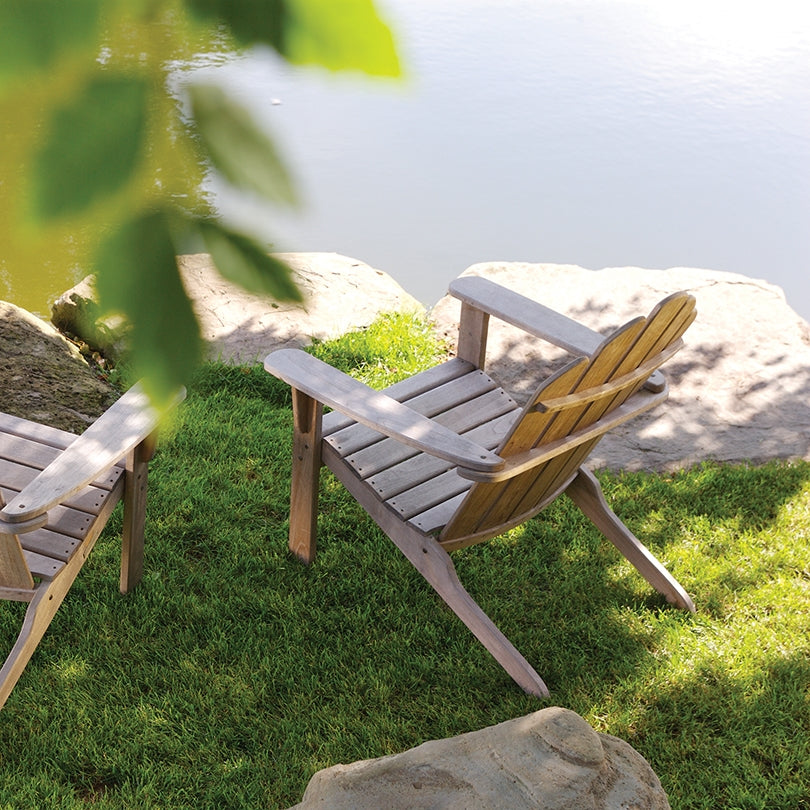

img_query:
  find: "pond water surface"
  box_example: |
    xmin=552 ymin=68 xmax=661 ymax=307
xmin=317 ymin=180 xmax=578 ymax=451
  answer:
xmin=207 ymin=0 xmax=810 ymax=320
xmin=2 ymin=0 xmax=809 ymax=323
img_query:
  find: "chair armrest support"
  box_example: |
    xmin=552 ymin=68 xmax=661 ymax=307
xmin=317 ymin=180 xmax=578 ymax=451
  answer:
xmin=450 ymin=276 xmax=603 ymax=354
xmin=265 ymin=349 xmax=504 ymax=473
xmin=449 ymin=276 xmax=665 ymax=392
xmin=0 ymin=383 xmax=182 ymax=524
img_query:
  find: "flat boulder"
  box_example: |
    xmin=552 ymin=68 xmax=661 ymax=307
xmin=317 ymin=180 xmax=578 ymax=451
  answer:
xmin=289 ymin=707 xmax=670 ymax=810
xmin=0 ymin=300 xmax=117 ymax=433
xmin=51 ymin=253 xmax=425 ymax=365
xmin=179 ymin=252 xmax=424 ymax=362
xmin=431 ymin=263 xmax=810 ymax=471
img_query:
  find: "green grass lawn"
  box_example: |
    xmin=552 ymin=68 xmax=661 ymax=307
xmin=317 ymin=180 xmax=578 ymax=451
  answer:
xmin=0 ymin=314 xmax=808 ymax=809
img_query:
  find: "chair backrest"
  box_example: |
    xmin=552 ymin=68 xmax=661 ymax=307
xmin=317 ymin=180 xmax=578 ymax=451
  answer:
xmin=439 ymin=292 xmax=696 ymax=549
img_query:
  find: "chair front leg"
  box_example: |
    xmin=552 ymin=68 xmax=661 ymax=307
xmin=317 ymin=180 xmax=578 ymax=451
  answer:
xmin=119 ymin=433 xmax=155 ymax=594
xmin=289 ymin=388 xmax=323 ymax=564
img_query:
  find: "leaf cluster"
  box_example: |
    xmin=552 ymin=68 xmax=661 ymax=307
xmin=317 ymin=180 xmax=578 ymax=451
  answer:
xmin=0 ymin=0 xmax=399 ymax=408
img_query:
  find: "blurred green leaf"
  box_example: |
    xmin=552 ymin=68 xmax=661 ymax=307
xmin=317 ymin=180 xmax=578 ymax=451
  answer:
xmin=185 ymin=0 xmax=289 ymax=50
xmin=0 ymin=0 xmax=103 ymax=85
xmin=95 ymin=210 xmax=202 ymax=409
xmin=189 ymin=83 xmax=297 ymax=205
xmin=32 ymin=74 xmax=149 ymax=220
xmin=285 ymin=0 xmax=400 ymax=76
xmin=198 ymin=219 xmax=303 ymax=302
xmin=185 ymin=0 xmax=399 ymax=77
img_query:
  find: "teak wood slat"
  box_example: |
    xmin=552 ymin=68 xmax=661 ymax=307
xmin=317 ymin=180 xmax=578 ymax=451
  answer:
xmin=265 ymin=278 xmax=698 ymax=698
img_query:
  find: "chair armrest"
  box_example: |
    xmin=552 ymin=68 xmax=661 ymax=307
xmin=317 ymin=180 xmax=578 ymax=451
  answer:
xmin=450 ymin=276 xmax=603 ymax=354
xmin=449 ymin=276 xmax=665 ymax=393
xmin=264 ymin=349 xmax=505 ymax=474
xmin=0 ymin=383 xmax=182 ymax=525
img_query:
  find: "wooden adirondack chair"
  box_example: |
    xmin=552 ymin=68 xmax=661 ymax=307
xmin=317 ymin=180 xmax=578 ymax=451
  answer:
xmin=264 ymin=277 xmax=696 ymax=697
xmin=0 ymin=383 xmax=178 ymax=709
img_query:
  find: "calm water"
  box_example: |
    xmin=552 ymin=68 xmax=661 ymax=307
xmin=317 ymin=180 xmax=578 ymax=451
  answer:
xmin=3 ymin=0 xmax=809 ymax=323
xmin=206 ymin=0 xmax=810 ymax=320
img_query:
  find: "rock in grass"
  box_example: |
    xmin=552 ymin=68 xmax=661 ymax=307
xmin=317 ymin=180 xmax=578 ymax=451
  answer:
xmin=289 ymin=707 xmax=670 ymax=810
xmin=178 ymin=252 xmax=425 ymax=363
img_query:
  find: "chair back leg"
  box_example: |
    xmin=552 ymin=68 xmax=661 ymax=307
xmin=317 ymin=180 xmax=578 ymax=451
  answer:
xmin=566 ymin=468 xmax=695 ymax=612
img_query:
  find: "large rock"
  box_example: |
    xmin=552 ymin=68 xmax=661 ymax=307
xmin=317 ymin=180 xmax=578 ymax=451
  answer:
xmin=430 ymin=263 xmax=810 ymax=472
xmin=51 ymin=253 xmax=425 ymax=365
xmin=179 ymin=252 xmax=424 ymax=362
xmin=51 ymin=274 xmax=129 ymax=363
xmin=289 ymin=707 xmax=670 ymax=810
xmin=0 ymin=300 xmax=118 ymax=433
xmin=47 ymin=256 xmax=810 ymax=472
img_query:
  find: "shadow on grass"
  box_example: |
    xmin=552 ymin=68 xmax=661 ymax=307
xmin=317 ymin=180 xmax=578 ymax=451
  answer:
xmin=621 ymin=652 xmax=810 ymax=809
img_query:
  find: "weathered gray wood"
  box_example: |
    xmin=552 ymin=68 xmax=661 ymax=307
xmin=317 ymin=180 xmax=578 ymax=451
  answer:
xmin=0 ymin=460 xmax=122 ymax=515
xmin=1 ymin=383 xmax=160 ymax=524
xmin=368 ymin=411 xmax=519 ymax=499
xmin=450 ymin=276 xmax=603 ymax=355
xmin=0 ymin=382 xmax=180 ymax=709
xmin=388 ymin=469 xmax=472 ymax=520
xmin=456 ymin=300 xmax=490 ymax=369
xmin=0 ymin=411 xmax=77 ymax=450
xmin=449 ymin=275 xmax=668 ymax=392
xmin=340 ymin=388 xmax=518 ymax=478
xmin=0 ymin=493 xmax=114 ymax=708
xmin=323 ymin=358 xmax=476 ymax=436
xmin=119 ymin=437 xmax=153 ymax=593
xmin=0 ymin=487 xmax=33 ymax=591
xmin=288 ymin=389 xmax=323 ymax=564
xmin=15 ymin=529 xmax=78 ymax=562
xmin=267 ymin=350 xmax=504 ymax=473
xmin=324 ymin=368 xmax=500 ymax=454
xmin=320 ymin=440 xmax=549 ymax=698
xmin=21 ymin=549 xmax=65 ymax=581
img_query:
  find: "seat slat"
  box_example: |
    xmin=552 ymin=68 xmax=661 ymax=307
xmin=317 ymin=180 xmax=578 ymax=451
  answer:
xmin=439 ymin=359 xmax=589 ymax=541
xmin=325 ymin=369 xmax=501 ymax=454
xmin=388 ymin=469 xmax=472 ymax=520
xmin=337 ymin=388 xmax=518 ymax=478
xmin=1 ymin=432 xmax=64 ymax=470
xmin=323 ymin=358 xmax=476 ymax=435
xmin=0 ymin=461 xmax=123 ymax=516
xmin=18 ymin=529 xmax=80 ymax=563
xmin=0 ymin=438 xmax=124 ymax=492
xmin=368 ymin=410 xmax=520 ymax=499
xmin=21 ymin=549 xmax=66 ymax=581
xmin=0 ymin=412 xmax=78 ymax=450
xmin=409 ymin=492 xmax=468 ymax=534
